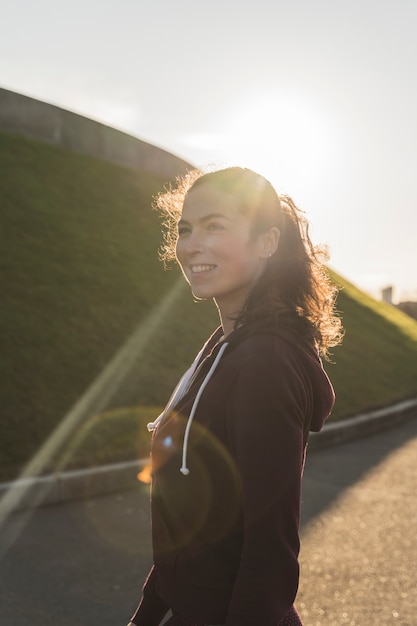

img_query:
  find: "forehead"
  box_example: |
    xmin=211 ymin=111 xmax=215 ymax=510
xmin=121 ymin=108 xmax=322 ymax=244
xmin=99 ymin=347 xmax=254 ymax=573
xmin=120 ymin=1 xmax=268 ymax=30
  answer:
xmin=181 ymin=184 xmax=244 ymax=221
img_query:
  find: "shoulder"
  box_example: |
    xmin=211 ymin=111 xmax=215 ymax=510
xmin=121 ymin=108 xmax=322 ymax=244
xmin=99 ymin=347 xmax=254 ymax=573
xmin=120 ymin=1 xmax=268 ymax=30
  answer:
xmin=222 ymin=334 xmax=311 ymax=435
xmin=225 ymin=331 xmax=310 ymax=372
xmin=221 ymin=330 xmax=334 ymax=433
xmin=219 ymin=333 xmax=312 ymax=407
xmin=223 ymin=330 xmax=328 ymax=405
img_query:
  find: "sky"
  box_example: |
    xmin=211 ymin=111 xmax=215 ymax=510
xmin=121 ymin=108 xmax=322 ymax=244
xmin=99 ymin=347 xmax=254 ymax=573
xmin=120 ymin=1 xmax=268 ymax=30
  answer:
xmin=1 ymin=0 xmax=416 ymax=302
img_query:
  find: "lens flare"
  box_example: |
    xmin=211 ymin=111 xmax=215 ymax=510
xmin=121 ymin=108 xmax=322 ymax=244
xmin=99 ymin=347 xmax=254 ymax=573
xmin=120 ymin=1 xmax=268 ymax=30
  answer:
xmin=137 ymin=464 xmax=152 ymax=484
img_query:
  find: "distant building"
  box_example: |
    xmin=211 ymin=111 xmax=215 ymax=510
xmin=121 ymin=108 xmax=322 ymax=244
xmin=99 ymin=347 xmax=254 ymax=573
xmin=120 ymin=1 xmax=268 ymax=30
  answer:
xmin=381 ymin=286 xmax=417 ymax=321
xmin=381 ymin=286 xmax=393 ymax=305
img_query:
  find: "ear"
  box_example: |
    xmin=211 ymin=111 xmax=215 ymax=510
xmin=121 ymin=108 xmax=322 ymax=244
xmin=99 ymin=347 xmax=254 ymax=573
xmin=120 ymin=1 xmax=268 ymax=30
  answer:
xmin=258 ymin=227 xmax=280 ymax=259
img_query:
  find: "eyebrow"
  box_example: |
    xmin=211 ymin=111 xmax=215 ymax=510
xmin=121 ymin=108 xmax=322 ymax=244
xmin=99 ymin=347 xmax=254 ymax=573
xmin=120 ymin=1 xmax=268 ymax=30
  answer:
xmin=178 ymin=212 xmax=231 ymax=226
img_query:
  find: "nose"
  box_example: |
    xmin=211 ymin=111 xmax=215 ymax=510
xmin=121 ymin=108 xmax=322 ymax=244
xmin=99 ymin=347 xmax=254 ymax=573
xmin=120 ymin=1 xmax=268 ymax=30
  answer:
xmin=184 ymin=230 xmax=205 ymax=256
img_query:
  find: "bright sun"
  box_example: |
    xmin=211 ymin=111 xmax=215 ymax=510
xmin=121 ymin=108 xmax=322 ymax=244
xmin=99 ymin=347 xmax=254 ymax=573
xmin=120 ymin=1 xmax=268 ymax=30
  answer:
xmin=218 ymin=90 xmax=339 ymax=196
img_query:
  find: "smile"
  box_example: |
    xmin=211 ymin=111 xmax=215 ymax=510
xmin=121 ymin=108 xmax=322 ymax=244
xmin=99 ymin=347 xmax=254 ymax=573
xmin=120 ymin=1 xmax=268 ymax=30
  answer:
xmin=190 ymin=264 xmax=216 ymax=273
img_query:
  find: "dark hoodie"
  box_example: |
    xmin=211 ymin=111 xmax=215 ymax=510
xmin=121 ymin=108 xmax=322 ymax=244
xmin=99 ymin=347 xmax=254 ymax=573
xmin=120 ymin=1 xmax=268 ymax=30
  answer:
xmin=131 ymin=324 xmax=334 ymax=626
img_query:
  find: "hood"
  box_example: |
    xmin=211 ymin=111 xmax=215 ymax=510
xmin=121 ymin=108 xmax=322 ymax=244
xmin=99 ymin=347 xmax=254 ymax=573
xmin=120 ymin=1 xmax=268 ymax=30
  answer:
xmin=223 ymin=320 xmax=335 ymax=433
xmin=300 ymin=340 xmax=335 ymax=432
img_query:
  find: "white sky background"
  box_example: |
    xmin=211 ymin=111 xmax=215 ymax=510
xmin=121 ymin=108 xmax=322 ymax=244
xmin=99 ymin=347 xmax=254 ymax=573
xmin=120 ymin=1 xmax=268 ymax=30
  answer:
xmin=1 ymin=0 xmax=416 ymax=302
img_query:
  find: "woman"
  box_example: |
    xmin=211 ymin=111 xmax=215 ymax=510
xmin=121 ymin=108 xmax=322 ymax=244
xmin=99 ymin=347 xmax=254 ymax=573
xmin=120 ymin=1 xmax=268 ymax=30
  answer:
xmin=128 ymin=167 xmax=343 ymax=626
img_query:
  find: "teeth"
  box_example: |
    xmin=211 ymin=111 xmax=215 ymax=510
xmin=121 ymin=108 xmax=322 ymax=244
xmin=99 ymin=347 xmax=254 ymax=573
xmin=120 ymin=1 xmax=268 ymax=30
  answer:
xmin=191 ymin=265 xmax=215 ymax=273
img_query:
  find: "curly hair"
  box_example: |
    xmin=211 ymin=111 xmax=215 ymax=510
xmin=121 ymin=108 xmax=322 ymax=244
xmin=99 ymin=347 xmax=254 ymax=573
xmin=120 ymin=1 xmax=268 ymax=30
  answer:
xmin=153 ymin=167 xmax=343 ymax=359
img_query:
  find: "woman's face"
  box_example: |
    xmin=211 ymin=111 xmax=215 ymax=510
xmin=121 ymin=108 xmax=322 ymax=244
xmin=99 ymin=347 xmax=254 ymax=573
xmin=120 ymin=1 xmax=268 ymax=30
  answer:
xmin=175 ymin=183 xmax=268 ymax=313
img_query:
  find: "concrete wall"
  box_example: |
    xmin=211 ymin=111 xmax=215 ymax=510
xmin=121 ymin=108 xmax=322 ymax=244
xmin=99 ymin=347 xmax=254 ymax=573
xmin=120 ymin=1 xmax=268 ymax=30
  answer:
xmin=0 ymin=88 xmax=193 ymax=180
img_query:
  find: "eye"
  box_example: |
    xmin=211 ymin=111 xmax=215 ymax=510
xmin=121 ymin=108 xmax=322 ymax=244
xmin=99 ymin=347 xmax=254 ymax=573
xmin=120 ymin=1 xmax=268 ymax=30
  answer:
xmin=177 ymin=225 xmax=191 ymax=236
xmin=207 ymin=222 xmax=225 ymax=231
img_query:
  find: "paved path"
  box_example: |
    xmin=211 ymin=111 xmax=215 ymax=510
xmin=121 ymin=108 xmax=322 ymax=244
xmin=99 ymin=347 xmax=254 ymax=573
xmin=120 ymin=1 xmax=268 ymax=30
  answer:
xmin=0 ymin=416 xmax=416 ymax=626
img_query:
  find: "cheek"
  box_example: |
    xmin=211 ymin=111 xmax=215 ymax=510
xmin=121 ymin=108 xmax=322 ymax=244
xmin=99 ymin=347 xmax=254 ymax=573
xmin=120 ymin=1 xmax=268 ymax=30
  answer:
xmin=222 ymin=238 xmax=259 ymax=267
xmin=232 ymin=244 xmax=264 ymax=280
xmin=215 ymin=234 xmax=250 ymax=261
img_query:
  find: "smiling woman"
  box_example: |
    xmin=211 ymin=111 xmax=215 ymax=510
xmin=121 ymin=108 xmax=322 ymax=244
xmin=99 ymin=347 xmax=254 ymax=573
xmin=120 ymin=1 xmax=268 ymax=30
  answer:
xmin=128 ymin=166 xmax=343 ymax=626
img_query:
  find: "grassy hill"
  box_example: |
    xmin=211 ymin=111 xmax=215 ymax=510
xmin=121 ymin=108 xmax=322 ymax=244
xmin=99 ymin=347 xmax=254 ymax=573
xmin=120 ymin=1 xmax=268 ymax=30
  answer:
xmin=1 ymin=130 xmax=417 ymax=480
xmin=0 ymin=131 xmax=218 ymax=480
xmin=325 ymin=273 xmax=417 ymax=415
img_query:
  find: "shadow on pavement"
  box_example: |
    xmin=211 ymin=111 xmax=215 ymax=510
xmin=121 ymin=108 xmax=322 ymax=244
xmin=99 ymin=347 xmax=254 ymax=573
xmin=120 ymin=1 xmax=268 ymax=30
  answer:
xmin=301 ymin=412 xmax=417 ymax=526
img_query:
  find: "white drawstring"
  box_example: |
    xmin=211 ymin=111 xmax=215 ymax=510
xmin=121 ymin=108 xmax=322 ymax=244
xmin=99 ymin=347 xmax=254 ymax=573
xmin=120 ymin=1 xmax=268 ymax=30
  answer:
xmin=180 ymin=343 xmax=229 ymax=476
xmin=147 ymin=344 xmax=207 ymax=433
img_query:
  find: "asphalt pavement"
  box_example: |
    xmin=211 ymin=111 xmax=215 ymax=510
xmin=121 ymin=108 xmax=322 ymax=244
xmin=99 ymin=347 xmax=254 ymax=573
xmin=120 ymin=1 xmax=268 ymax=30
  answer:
xmin=0 ymin=413 xmax=416 ymax=626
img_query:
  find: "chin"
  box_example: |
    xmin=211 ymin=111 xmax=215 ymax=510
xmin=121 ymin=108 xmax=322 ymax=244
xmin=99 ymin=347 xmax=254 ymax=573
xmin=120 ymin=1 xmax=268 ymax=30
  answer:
xmin=190 ymin=288 xmax=213 ymax=300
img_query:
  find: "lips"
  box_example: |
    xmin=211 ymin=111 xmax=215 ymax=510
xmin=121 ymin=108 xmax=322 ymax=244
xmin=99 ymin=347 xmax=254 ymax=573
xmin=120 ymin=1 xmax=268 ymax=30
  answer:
xmin=190 ymin=264 xmax=216 ymax=273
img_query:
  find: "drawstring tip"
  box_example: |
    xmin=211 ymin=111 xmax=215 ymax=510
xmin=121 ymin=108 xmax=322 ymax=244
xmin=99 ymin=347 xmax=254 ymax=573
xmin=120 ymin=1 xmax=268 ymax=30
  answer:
xmin=180 ymin=467 xmax=190 ymax=476
xmin=147 ymin=413 xmax=164 ymax=432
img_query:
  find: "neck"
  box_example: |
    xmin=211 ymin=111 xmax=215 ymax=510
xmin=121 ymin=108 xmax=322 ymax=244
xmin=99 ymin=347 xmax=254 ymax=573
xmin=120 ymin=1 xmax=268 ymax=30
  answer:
xmin=220 ymin=316 xmax=235 ymax=338
xmin=214 ymin=298 xmax=240 ymax=338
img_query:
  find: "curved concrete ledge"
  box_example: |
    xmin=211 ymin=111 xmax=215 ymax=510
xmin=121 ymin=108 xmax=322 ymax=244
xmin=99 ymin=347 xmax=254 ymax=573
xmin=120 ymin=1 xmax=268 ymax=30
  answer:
xmin=308 ymin=396 xmax=417 ymax=450
xmin=0 ymin=460 xmax=145 ymax=512
xmin=0 ymin=87 xmax=193 ymax=179
xmin=1 ymin=397 xmax=417 ymax=513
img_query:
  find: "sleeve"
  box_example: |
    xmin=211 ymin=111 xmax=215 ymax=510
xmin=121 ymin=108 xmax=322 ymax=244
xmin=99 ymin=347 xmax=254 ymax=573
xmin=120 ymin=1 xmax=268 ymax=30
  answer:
xmin=224 ymin=343 xmax=308 ymax=626
xmin=130 ymin=566 xmax=170 ymax=626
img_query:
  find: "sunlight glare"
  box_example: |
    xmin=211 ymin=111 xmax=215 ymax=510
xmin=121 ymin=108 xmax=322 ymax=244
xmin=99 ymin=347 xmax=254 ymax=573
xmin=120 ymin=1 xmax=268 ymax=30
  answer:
xmin=219 ymin=90 xmax=340 ymax=195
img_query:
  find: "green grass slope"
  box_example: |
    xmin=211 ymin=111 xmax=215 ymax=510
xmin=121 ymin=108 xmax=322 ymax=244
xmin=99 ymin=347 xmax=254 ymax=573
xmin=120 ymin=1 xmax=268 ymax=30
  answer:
xmin=0 ymin=131 xmax=217 ymax=480
xmin=1 ymin=131 xmax=417 ymax=480
xmin=325 ymin=272 xmax=417 ymax=418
